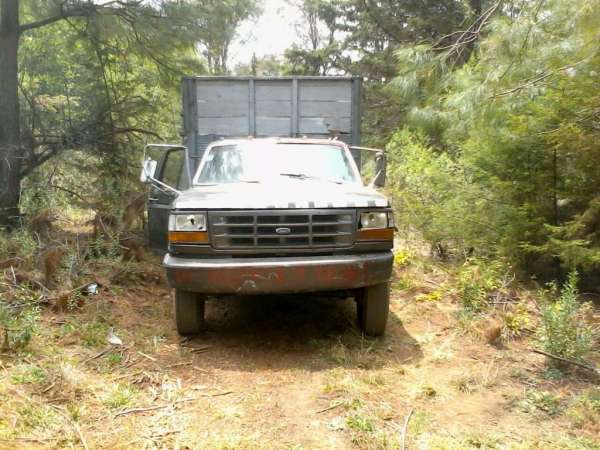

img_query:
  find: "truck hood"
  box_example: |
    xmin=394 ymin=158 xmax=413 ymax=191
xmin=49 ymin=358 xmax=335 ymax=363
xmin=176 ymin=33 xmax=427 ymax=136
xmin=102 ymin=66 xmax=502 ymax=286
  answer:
xmin=173 ymin=180 xmax=389 ymax=210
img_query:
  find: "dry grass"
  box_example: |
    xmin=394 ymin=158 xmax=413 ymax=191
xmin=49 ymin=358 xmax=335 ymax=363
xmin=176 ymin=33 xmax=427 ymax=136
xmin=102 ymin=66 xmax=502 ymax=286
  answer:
xmin=1 ymin=242 xmax=599 ymax=449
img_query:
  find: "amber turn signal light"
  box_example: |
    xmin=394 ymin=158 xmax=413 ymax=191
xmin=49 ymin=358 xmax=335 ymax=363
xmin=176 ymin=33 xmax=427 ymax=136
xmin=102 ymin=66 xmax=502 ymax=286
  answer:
xmin=168 ymin=231 xmax=209 ymax=244
xmin=357 ymin=228 xmax=394 ymax=241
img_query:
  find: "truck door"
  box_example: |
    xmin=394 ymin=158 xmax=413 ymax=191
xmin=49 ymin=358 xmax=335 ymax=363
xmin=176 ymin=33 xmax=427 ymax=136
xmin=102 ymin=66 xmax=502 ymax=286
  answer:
xmin=147 ymin=147 xmax=190 ymax=251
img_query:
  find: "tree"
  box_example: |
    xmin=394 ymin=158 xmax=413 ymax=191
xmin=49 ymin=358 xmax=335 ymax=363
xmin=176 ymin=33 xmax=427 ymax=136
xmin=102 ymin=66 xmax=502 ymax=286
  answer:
xmin=0 ymin=0 xmax=212 ymax=225
xmin=0 ymin=0 xmax=149 ymax=226
xmin=185 ymin=0 xmax=260 ymax=74
xmin=283 ymin=0 xmax=340 ymax=75
xmin=234 ymin=53 xmax=286 ymax=76
xmin=0 ymin=0 xmax=20 ymax=225
xmin=388 ymin=0 xmax=600 ymax=282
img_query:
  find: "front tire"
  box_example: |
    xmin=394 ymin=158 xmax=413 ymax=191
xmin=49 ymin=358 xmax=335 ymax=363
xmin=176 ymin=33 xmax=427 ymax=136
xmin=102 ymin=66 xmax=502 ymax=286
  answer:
xmin=356 ymin=283 xmax=390 ymax=336
xmin=174 ymin=290 xmax=205 ymax=335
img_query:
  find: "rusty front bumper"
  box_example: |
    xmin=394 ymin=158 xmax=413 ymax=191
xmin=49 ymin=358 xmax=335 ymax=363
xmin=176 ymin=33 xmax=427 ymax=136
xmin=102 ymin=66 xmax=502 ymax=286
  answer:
xmin=163 ymin=252 xmax=393 ymax=295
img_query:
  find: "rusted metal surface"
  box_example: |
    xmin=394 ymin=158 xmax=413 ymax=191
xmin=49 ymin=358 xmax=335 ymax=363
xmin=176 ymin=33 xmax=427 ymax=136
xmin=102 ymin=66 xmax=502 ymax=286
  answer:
xmin=164 ymin=252 xmax=393 ymax=295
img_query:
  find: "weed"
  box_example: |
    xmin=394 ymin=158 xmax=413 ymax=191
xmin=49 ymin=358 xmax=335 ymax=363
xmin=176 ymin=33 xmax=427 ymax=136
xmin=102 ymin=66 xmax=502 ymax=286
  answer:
xmin=392 ymin=275 xmax=414 ymax=292
xmin=10 ymin=229 xmax=38 ymax=263
xmin=360 ymin=373 xmax=386 ymax=387
xmin=327 ymin=337 xmax=378 ymax=368
xmin=543 ymin=367 xmax=566 ymax=381
xmin=454 ymin=309 xmax=479 ymax=336
xmin=415 ymin=290 xmax=442 ymax=302
xmin=457 ymin=259 xmax=507 ymax=311
xmin=453 ymin=375 xmax=477 ymax=394
xmin=538 ymin=271 xmax=593 ymax=362
xmin=522 ymin=389 xmax=563 ymax=417
xmin=81 ymin=320 xmax=110 ymax=347
xmin=0 ymin=286 xmax=40 ymax=351
xmin=66 ymin=402 xmax=82 ymax=422
xmin=503 ymin=302 xmax=532 ymax=336
xmin=420 ymin=385 xmax=437 ymax=398
xmin=102 ymin=384 xmax=136 ymax=409
xmin=17 ymin=403 xmax=59 ymax=431
xmin=10 ymin=364 xmax=47 ymax=385
xmin=106 ymin=352 xmax=123 ymax=366
xmin=346 ymin=412 xmax=374 ymax=433
xmin=394 ymin=249 xmax=412 ymax=267
xmin=407 ymin=410 xmax=432 ymax=436
xmin=566 ymin=389 xmax=600 ymax=430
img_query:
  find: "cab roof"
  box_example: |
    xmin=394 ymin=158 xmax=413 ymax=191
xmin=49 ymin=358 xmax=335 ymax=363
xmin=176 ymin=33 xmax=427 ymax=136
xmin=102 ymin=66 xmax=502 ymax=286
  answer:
xmin=207 ymin=137 xmax=348 ymax=148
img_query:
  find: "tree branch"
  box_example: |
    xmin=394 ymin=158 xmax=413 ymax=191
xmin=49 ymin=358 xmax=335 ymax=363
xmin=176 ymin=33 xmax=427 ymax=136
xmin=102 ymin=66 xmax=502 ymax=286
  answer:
xmin=19 ymin=1 xmax=141 ymax=34
xmin=531 ymin=348 xmax=600 ymax=376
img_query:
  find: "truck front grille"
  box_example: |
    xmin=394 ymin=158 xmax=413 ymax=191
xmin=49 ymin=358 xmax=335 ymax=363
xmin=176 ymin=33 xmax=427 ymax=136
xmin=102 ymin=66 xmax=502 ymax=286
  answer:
xmin=208 ymin=210 xmax=356 ymax=249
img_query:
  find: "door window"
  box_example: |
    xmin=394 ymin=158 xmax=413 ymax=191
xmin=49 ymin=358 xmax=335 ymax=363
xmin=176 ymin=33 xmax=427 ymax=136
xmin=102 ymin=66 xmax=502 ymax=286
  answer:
xmin=159 ymin=149 xmax=186 ymax=189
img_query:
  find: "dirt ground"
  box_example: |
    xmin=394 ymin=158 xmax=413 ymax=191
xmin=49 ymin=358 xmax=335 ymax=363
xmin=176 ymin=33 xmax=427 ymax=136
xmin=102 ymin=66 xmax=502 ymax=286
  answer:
xmin=0 ymin=258 xmax=599 ymax=450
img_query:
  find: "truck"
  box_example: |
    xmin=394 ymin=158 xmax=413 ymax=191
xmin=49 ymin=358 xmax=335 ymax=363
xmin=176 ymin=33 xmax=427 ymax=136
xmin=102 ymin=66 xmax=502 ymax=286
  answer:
xmin=140 ymin=76 xmax=394 ymax=336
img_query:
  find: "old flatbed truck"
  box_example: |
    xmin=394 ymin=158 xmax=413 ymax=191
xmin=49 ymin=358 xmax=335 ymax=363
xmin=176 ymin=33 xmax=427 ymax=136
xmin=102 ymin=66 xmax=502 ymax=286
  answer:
xmin=141 ymin=76 xmax=394 ymax=336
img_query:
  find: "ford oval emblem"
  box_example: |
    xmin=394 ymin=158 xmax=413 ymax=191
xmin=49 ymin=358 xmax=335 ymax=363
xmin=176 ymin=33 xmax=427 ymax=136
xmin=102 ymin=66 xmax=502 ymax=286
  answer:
xmin=275 ymin=227 xmax=291 ymax=235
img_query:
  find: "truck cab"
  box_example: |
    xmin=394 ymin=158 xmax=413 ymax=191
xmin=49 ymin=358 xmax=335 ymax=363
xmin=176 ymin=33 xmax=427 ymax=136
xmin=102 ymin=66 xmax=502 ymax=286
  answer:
xmin=142 ymin=77 xmax=394 ymax=336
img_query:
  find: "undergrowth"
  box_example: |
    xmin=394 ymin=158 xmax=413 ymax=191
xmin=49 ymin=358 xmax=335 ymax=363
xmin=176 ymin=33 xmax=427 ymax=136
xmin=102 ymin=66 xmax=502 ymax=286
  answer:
xmin=538 ymin=271 xmax=594 ymax=362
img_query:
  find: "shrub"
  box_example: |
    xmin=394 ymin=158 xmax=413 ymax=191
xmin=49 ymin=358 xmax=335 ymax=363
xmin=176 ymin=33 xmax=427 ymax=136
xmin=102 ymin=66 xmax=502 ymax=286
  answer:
xmin=0 ymin=285 xmax=40 ymax=351
xmin=538 ymin=271 xmax=593 ymax=362
xmin=456 ymin=259 xmax=507 ymax=311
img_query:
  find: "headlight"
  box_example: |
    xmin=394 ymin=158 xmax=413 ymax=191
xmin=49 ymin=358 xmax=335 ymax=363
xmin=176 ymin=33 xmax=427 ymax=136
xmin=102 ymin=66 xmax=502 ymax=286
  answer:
xmin=169 ymin=213 xmax=207 ymax=231
xmin=360 ymin=211 xmax=389 ymax=229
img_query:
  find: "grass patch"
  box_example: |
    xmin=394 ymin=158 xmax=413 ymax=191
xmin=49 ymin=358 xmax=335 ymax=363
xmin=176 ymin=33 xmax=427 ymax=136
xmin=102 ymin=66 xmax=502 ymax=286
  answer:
xmin=521 ymin=389 xmax=564 ymax=417
xmin=102 ymin=384 xmax=136 ymax=409
xmin=566 ymin=389 xmax=600 ymax=431
xmin=10 ymin=364 xmax=47 ymax=385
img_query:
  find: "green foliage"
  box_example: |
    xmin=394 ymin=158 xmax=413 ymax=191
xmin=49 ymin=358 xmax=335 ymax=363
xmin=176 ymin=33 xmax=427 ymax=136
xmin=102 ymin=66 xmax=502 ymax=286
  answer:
xmin=522 ymin=389 xmax=564 ymax=417
xmin=566 ymin=389 xmax=600 ymax=429
xmin=0 ymin=285 xmax=40 ymax=351
xmin=456 ymin=259 xmax=506 ymax=311
xmin=503 ymin=303 xmax=532 ymax=336
xmin=537 ymin=271 xmax=593 ymax=362
xmin=387 ymin=0 xmax=600 ymax=279
xmin=80 ymin=321 xmax=110 ymax=348
xmin=10 ymin=365 xmax=47 ymax=385
xmin=102 ymin=384 xmax=136 ymax=409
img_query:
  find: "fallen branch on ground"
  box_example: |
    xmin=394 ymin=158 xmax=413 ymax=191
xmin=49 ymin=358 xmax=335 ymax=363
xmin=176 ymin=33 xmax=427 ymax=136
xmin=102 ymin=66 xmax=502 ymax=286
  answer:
xmin=165 ymin=361 xmax=192 ymax=369
xmin=198 ymin=391 xmax=234 ymax=397
xmin=401 ymin=407 xmax=414 ymax=450
xmin=315 ymin=402 xmax=344 ymax=414
xmin=531 ymin=349 xmax=600 ymax=376
xmin=114 ymin=397 xmax=194 ymax=418
xmin=82 ymin=347 xmax=111 ymax=364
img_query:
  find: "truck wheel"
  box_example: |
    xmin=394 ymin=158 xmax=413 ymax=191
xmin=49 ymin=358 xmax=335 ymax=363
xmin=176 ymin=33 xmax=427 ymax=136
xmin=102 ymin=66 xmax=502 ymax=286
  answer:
xmin=174 ymin=290 xmax=205 ymax=335
xmin=356 ymin=283 xmax=390 ymax=336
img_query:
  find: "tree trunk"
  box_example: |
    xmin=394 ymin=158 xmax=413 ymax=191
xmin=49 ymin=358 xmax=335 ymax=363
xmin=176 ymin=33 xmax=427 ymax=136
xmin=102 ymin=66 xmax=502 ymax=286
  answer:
xmin=0 ymin=0 xmax=21 ymax=227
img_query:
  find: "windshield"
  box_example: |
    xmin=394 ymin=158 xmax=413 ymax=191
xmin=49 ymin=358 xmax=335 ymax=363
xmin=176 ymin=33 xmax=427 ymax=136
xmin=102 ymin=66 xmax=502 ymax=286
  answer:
xmin=194 ymin=142 xmax=359 ymax=185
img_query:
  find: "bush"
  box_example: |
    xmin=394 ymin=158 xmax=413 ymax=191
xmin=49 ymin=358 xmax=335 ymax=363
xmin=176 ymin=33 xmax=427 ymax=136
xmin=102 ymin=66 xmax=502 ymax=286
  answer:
xmin=0 ymin=285 xmax=40 ymax=351
xmin=538 ymin=271 xmax=593 ymax=362
xmin=456 ymin=259 xmax=507 ymax=311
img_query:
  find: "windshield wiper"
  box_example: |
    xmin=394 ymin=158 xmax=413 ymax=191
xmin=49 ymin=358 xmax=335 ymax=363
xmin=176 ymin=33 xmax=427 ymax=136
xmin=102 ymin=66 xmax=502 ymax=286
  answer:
xmin=279 ymin=173 xmax=342 ymax=184
xmin=194 ymin=179 xmax=259 ymax=186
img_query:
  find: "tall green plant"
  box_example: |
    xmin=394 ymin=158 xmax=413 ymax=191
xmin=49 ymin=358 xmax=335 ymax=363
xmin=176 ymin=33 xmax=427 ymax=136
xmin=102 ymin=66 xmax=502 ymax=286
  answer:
xmin=538 ymin=271 xmax=593 ymax=362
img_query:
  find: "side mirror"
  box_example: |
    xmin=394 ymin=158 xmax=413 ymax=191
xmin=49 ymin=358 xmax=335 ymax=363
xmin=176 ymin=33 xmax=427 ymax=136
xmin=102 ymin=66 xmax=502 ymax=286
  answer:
xmin=371 ymin=152 xmax=386 ymax=187
xmin=140 ymin=159 xmax=157 ymax=183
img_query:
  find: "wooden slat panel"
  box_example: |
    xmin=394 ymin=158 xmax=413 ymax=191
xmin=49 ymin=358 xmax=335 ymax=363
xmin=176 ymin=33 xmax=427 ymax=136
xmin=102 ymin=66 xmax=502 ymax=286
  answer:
xmin=299 ymin=117 xmax=351 ymax=134
xmin=256 ymin=117 xmax=292 ymax=136
xmin=197 ymin=100 xmax=249 ymax=117
xmin=196 ymin=81 xmax=249 ymax=101
xmin=255 ymin=82 xmax=292 ymax=100
xmin=298 ymin=80 xmax=352 ymax=102
xmin=256 ymin=100 xmax=292 ymax=117
xmin=299 ymin=100 xmax=351 ymax=117
xmin=197 ymin=117 xmax=249 ymax=135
